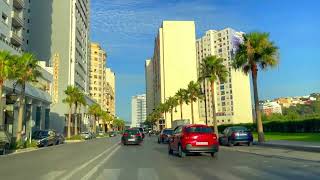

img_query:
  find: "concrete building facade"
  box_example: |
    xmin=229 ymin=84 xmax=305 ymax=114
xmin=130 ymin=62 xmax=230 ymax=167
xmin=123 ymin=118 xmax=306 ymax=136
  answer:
xmin=89 ymin=43 xmax=106 ymax=106
xmin=104 ymin=68 xmax=116 ymax=116
xmin=260 ymin=101 xmax=282 ymax=116
xmin=196 ymin=28 xmax=253 ymax=125
xmin=146 ymin=21 xmax=200 ymax=129
xmin=131 ymin=94 xmax=146 ymax=128
xmin=145 ymin=59 xmax=154 ymax=116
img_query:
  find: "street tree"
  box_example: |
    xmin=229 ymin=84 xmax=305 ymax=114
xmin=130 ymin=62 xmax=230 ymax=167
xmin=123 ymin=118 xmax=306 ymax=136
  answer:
xmin=186 ymin=81 xmax=202 ymax=124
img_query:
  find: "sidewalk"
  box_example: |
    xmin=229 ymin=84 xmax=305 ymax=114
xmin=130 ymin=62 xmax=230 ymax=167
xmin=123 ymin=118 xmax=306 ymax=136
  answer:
xmin=255 ymin=140 xmax=320 ymax=152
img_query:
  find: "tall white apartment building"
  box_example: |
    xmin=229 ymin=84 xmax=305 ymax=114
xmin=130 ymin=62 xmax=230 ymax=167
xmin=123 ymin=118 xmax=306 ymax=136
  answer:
xmin=0 ymin=0 xmax=30 ymax=54
xmin=196 ymin=28 xmax=253 ymax=125
xmin=131 ymin=94 xmax=147 ymax=128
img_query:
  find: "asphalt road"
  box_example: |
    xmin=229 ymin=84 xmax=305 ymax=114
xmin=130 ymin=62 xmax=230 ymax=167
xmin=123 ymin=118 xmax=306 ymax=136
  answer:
xmin=0 ymin=136 xmax=319 ymax=180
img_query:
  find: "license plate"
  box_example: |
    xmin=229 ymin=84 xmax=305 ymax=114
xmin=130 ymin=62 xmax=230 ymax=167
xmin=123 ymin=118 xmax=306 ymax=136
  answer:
xmin=239 ymin=133 xmax=247 ymax=136
xmin=196 ymin=142 xmax=208 ymax=145
xmin=128 ymin=139 xmax=135 ymax=142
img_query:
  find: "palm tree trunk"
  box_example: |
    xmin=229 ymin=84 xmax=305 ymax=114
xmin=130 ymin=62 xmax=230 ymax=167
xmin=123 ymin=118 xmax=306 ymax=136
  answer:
xmin=78 ymin=105 xmax=81 ymax=133
xmin=93 ymin=116 xmax=97 ymax=133
xmin=211 ymin=81 xmax=218 ymax=136
xmin=252 ymin=66 xmax=265 ymax=142
xmin=67 ymin=106 xmax=72 ymax=138
xmin=102 ymin=121 xmax=106 ymax=133
xmin=191 ymin=101 xmax=194 ymax=124
xmin=0 ymin=83 xmax=4 ymax=126
xmin=74 ymin=104 xmax=78 ymax=135
xmin=170 ymin=109 xmax=173 ymax=128
xmin=180 ymin=103 xmax=183 ymax=120
xmin=16 ymin=83 xmax=26 ymax=141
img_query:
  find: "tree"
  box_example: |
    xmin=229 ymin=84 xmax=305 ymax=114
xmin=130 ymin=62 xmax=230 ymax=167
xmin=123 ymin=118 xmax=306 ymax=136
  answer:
xmin=88 ymin=104 xmax=102 ymax=133
xmin=186 ymin=81 xmax=202 ymax=124
xmin=63 ymin=86 xmax=77 ymax=138
xmin=101 ymin=111 xmax=112 ymax=132
xmin=175 ymin=89 xmax=189 ymax=120
xmin=198 ymin=55 xmax=228 ymax=135
xmin=113 ymin=118 xmax=125 ymax=131
xmin=166 ymin=96 xmax=178 ymax=127
xmin=0 ymin=51 xmax=13 ymax=125
xmin=233 ymin=32 xmax=279 ymax=142
xmin=13 ymin=53 xmax=42 ymax=141
xmin=74 ymin=89 xmax=85 ymax=135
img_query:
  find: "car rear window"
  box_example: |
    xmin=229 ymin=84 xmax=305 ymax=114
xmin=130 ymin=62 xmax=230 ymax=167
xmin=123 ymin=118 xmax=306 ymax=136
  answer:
xmin=231 ymin=127 xmax=248 ymax=132
xmin=186 ymin=126 xmax=213 ymax=133
xmin=163 ymin=130 xmax=173 ymax=135
xmin=126 ymin=129 xmax=139 ymax=134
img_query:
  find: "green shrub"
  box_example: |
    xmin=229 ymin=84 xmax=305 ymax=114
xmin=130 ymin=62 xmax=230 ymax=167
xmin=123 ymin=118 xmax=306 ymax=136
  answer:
xmin=26 ymin=140 xmax=38 ymax=148
xmin=10 ymin=140 xmax=26 ymax=150
xmin=66 ymin=135 xmax=84 ymax=140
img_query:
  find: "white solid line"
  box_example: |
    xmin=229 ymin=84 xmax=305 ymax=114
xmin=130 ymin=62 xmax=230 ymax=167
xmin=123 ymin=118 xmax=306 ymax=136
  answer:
xmin=61 ymin=142 xmax=119 ymax=180
xmin=81 ymin=145 xmax=121 ymax=180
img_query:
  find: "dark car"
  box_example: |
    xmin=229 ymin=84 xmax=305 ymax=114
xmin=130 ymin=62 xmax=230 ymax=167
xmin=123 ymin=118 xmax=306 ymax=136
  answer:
xmin=168 ymin=124 xmax=219 ymax=158
xmin=32 ymin=130 xmax=57 ymax=147
xmin=138 ymin=127 xmax=145 ymax=139
xmin=219 ymin=126 xmax=253 ymax=146
xmin=121 ymin=128 xmax=143 ymax=145
xmin=158 ymin=128 xmax=173 ymax=144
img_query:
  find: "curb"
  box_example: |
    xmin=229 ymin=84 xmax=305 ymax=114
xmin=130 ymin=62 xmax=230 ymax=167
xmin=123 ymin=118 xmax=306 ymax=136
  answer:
xmin=254 ymin=142 xmax=320 ymax=153
xmin=65 ymin=140 xmax=84 ymax=143
xmin=220 ymin=146 xmax=320 ymax=163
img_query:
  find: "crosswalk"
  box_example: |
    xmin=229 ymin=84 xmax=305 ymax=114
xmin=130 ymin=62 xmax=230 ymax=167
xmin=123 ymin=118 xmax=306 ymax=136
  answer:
xmin=40 ymin=165 xmax=319 ymax=180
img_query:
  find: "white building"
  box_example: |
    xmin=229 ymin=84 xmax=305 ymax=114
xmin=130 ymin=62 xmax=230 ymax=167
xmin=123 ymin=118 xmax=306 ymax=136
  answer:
xmin=131 ymin=94 xmax=147 ymax=128
xmin=260 ymin=101 xmax=282 ymax=116
xmin=196 ymin=28 xmax=253 ymax=125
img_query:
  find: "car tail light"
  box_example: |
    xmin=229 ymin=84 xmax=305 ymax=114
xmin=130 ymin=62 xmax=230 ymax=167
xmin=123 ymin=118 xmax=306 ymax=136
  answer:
xmin=123 ymin=133 xmax=128 ymax=137
xmin=136 ymin=133 xmax=141 ymax=136
xmin=212 ymin=134 xmax=217 ymax=140
xmin=231 ymin=132 xmax=239 ymax=138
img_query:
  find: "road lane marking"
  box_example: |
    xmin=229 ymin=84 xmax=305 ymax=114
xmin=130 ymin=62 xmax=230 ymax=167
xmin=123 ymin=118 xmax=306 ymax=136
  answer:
xmin=138 ymin=168 xmax=159 ymax=180
xmin=203 ymin=168 xmax=243 ymax=180
xmin=81 ymin=145 xmax=121 ymax=180
xmin=234 ymin=166 xmax=286 ymax=180
xmin=61 ymin=141 xmax=119 ymax=180
xmin=96 ymin=169 xmax=121 ymax=180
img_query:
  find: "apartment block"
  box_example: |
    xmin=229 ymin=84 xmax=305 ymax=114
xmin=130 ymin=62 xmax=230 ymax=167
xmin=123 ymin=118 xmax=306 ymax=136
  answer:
xmin=145 ymin=59 xmax=154 ymax=116
xmin=146 ymin=21 xmax=200 ymax=129
xmin=260 ymin=101 xmax=282 ymax=116
xmin=89 ymin=43 xmax=106 ymax=106
xmin=196 ymin=28 xmax=253 ymax=125
xmin=131 ymin=94 xmax=147 ymax=128
xmin=104 ymin=68 xmax=116 ymax=116
xmin=0 ymin=0 xmax=29 ymax=54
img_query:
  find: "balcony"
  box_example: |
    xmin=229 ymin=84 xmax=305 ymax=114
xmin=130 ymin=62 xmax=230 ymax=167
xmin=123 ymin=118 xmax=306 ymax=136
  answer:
xmin=13 ymin=0 xmax=24 ymax=10
xmin=10 ymin=30 xmax=23 ymax=47
xmin=11 ymin=11 xmax=23 ymax=28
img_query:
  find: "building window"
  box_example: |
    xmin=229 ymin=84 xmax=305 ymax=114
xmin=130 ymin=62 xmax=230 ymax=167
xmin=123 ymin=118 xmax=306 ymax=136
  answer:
xmin=2 ymin=13 xmax=8 ymax=24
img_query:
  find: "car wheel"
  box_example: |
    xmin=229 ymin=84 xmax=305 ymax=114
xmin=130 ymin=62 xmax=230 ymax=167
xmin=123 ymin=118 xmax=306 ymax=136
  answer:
xmin=168 ymin=144 xmax=173 ymax=155
xmin=210 ymin=152 xmax=218 ymax=159
xmin=157 ymin=139 xmax=160 ymax=144
xmin=228 ymin=140 xmax=233 ymax=147
xmin=178 ymin=144 xmax=186 ymax=158
xmin=248 ymin=142 xmax=253 ymax=146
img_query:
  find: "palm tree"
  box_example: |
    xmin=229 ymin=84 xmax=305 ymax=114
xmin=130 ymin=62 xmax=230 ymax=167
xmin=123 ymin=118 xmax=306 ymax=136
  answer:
xmin=175 ymin=89 xmax=188 ymax=120
xmin=233 ymin=32 xmax=279 ymax=142
xmin=73 ymin=88 xmax=85 ymax=135
xmin=0 ymin=51 xmax=13 ymax=125
xmin=63 ymin=86 xmax=77 ymax=138
xmin=166 ymin=96 xmax=178 ymax=127
xmin=186 ymin=81 xmax=202 ymax=124
xmin=77 ymin=94 xmax=86 ymax=133
xmin=88 ymin=104 xmax=102 ymax=133
xmin=198 ymin=55 xmax=228 ymax=135
xmin=13 ymin=53 xmax=42 ymax=141
xmin=101 ymin=111 xmax=112 ymax=132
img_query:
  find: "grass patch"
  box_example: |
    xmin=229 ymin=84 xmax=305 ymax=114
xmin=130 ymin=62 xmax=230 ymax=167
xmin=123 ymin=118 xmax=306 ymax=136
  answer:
xmin=66 ymin=135 xmax=84 ymax=140
xmin=252 ymin=132 xmax=320 ymax=142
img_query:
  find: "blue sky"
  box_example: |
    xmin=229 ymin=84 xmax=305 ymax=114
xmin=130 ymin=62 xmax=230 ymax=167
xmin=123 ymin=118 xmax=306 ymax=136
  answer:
xmin=90 ymin=0 xmax=320 ymax=122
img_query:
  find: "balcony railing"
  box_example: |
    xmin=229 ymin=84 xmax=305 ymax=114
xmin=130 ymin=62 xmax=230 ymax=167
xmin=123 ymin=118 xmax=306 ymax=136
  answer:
xmin=13 ymin=0 xmax=24 ymax=9
xmin=10 ymin=30 xmax=23 ymax=47
xmin=11 ymin=11 xmax=23 ymax=28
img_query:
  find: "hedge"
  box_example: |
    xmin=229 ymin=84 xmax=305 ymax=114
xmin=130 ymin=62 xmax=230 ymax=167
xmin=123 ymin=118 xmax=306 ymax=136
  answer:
xmin=216 ymin=119 xmax=320 ymax=133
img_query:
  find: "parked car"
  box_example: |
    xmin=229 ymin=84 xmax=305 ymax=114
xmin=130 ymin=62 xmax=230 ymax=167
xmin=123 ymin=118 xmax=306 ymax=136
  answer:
xmin=0 ymin=127 xmax=11 ymax=155
xmin=109 ymin=131 xmax=117 ymax=137
xmin=158 ymin=128 xmax=173 ymax=144
xmin=121 ymin=128 xmax=143 ymax=145
xmin=98 ymin=131 xmax=105 ymax=136
xmin=219 ymin=126 xmax=253 ymax=146
xmin=138 ymin=127 xmax=145 ymax=139
xmin=32 ymin=130 xmax=57 ymax=147
xmin=55 ymin=133 xmax=65 ymax=144
xmin=168 ymin=124 xmax=219 ymax=158
xmin=81 ymin=132 xmax=93 ymax=140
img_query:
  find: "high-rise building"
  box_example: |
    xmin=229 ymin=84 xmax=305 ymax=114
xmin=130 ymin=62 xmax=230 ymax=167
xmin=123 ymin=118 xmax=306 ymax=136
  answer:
xmin=131 ymin=94 xmax=146 ymax=128
xmin=196 ymin=28 xmax=253 ymax=125
xmin=0 ymin=0 xmax=30 ymax=54
xmin=89 ymin=43 xmax=106 ymax=106
xmin=146 ymin=21 xmax=200 ymax=129
xmin=145 ymin=59 xmax=154 ymax=116
xmin=27 ymin=0 xmax=91 ymax=133
xmin=104 ymin=68 xmax=116 ymax=116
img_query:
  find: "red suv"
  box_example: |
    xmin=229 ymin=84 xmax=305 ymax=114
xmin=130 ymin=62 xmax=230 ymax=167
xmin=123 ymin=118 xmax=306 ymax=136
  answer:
xmin=168 ymin=124 xmax=219 ymax=158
